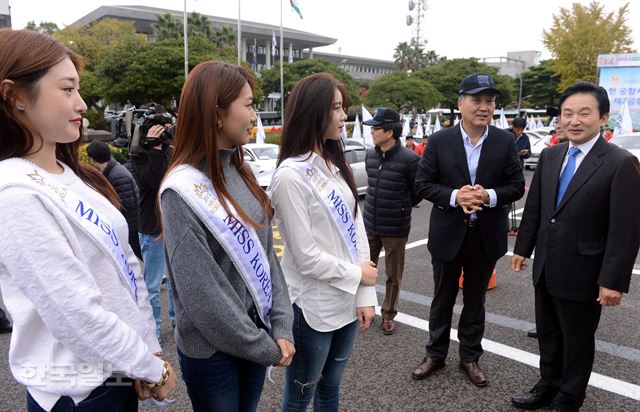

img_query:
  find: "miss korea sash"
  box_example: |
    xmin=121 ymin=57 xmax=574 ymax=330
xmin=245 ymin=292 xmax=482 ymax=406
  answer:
xmin=276 ymin=157 xmax=360 ymax=264
xmin=160 ymin=165 xmax=272 ymax=327
xmin=0 ymin=158 xmax=139 ymax=305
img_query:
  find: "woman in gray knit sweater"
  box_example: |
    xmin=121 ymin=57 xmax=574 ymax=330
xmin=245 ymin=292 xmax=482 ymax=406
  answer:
xmin=159 ymin=61 xmax=295 ymax=412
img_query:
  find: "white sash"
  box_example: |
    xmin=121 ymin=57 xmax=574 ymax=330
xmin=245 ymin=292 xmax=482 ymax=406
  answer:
xmin=160 ymin=165 xmax=272 ymax=327
xmin=0 ymin=158 xmax=139 ymax=305
xmin=277 ymin=157 xmax=360 ymax=264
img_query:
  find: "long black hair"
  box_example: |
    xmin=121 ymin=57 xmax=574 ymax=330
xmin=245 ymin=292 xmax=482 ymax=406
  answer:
xmin=278 ymin=72 xmax=358 ymax=214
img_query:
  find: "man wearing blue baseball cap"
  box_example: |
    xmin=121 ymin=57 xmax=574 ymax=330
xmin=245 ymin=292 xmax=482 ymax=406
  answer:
xmin=412 ymin=73 xmax=525 ymax=387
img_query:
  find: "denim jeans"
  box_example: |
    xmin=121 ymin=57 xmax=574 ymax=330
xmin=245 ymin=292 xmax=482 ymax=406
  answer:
xmin=27 ymin=379 xmax=137 ymax=411
xmin=178 ymin=348 xmax=266 ymax=412
xmin=281 ymin=304 xmax=359 ymax=412
xmin=139 ymin=233 xmax=175 ymax=341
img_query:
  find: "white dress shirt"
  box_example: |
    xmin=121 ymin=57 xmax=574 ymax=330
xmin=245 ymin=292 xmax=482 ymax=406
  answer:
xmin=559 ymin=133 xmax=601 ymax=175
xmin=270 ymin=152 xmax=377 ymax=332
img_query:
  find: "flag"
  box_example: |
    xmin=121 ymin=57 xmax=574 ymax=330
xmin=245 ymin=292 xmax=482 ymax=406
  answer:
xmin=341 ymin=122 xmax=347 ymax=141
xmin=415 ymin=115 xmax=424 ymax=139
xmin=352 ymin=114 xmax=362 ymax=141
xmin=536 ymin=115 xmax=544 ymax=129
xmin=255 ymin=114 xmax=266 ymax=144
xmin=272 ymin=31 xmax=277 ymax=56
xmin=362 ymin=105 xmax=373 ymax=146
xmin=613 ymin=99 xmax=634 ymax=138
xmin=549 ymin=116 xmax=557 ymax=129
xmin=454 ymin=115 xmax=460 ymax=126
xmin=290 ymin=0 xmax=303 ymax=19
xmin=527 ymin=115 xmax=535 ymax=130
xmin=499 ymin=108 xmax=509 ymax=129
xmin=400 ymin=115 xmax=411 ymax=144
xmin=433 ymin=115 xmax=442 ymax=133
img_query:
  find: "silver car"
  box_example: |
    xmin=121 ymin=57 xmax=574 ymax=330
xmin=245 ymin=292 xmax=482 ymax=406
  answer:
xmin=343 ymin=145 xmax=368 ymax=196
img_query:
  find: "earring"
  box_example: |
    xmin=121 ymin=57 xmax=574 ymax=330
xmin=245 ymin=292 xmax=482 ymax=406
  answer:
xmin=16 ymin=105 xmax=25 ymax=112
xmin=217 ymin=123 xmax=222 ymax=129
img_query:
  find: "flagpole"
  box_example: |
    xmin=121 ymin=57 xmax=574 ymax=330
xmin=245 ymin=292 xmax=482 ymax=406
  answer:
xmin=280 ymin=0 xmax=284 ymax=125
xmin=237 ymin=0 xmax=241 ymax=65
xmin=183 ymin=0 xmax=189 ymax=77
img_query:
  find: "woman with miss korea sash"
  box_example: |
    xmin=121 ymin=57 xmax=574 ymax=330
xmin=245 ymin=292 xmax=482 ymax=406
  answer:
xmin=0 ymin=29 xmax=176 ymax=411
xmin=270 ymin=73 xmax=379 ymax=411
xmin=159 ymin=61 xmax=295 ymax=412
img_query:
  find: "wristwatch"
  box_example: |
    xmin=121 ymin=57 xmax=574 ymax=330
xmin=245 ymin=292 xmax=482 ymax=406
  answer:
xmin=145 ymin=361 xmax=170 ymax=390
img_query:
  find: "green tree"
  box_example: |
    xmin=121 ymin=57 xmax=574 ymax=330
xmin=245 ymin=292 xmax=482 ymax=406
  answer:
xmin=53 ymin=19 xmax=144 ymax=110
xmin=394 ymin=42 xmax=444 ymax=72
xmin=95 ymin=37 xmax=235 ymax=107
xmin=212 ymin=26 xmax=237 ymax=48
xmin=366 ymin=72 xmax=442 ymax=112
xmin=153 ymin=13 xmax=183 ymax=40
xmin=519 ymin=60 xmax=562 ymax=108
xmin=25 ymin=20 xmax=60 ymax=34
xmin=260 ymin=58 xmax=358 ymax=110
xmin=415 ymin=58 xmax=514 ymax=108
xmin=187 ymin=12 xmax=212 ymax=39
xmin=543 ymin=1 xmax=635 ymax=89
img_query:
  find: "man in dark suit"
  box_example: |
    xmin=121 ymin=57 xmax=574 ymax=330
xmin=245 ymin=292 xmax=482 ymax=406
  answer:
xmin=412 ymin=73 xmax=525 ymax=386
xmin=511 ymin=82 xmax=640 ymax=412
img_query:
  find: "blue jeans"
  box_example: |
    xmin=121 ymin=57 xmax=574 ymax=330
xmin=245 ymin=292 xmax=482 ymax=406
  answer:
xmin=281 ymin=304 xmax=359 ymax=412
xmin=27 ymin=378 xmax=137 ymax=411
xmin=139 ymin=233 xmax=175 ymax=341
xmin=178 ymin=348 xmax=266 ymax=412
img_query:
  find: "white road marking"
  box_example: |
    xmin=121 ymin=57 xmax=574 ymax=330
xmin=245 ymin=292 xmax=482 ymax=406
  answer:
xmin=375 ymin=307 xmax=640 ymax=401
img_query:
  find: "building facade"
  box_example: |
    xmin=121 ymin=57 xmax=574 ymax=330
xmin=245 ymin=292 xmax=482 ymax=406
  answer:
xmin=0 ymin=0 xmax=11 ymax=29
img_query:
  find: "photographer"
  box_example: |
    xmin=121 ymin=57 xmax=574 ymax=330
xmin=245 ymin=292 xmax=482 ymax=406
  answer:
xmin=131 ymin=104 xmax=176 ymax=346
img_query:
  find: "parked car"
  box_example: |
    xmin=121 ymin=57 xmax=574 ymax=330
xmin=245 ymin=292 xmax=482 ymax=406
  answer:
xmin=343 ymin=144 xmax=368 ymax=196
xmin=243 ymin=143 xmax=279 ymax=188
xmin=522 ymin=128 xmax=553 ymax=170
xmin=610 ymin=132 xmax=640 ymax=161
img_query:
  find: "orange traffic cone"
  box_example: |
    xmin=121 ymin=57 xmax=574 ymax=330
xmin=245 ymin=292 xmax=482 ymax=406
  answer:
xmin=459 ymin=269 xmax=497 ymax=290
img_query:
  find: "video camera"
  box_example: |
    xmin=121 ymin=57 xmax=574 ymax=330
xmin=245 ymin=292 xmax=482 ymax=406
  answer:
xmin=104 ymin=105 xmax=176 ymax=154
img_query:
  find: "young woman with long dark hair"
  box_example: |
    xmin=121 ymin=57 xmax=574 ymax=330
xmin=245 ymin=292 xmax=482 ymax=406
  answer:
xmin=159 ymin=61 xmax=295 ymax=412
xmin=270 ymin=73 xmax=378 ymax=411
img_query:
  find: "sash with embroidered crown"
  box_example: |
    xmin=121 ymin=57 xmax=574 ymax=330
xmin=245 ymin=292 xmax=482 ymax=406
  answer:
xmin=275 ymin=157 xmax=360 ymax=264
xmin=0 ymin=158 xmax=139 ymax=305
xmin=160 ymin=164 xmax=272 ymax=328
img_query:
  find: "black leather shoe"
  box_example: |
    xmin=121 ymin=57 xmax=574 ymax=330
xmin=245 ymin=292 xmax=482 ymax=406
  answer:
xmin=551 ymin=398 xmax=581 ymax=412
xmin=527 ymin=327 xmax=538 ymax=338
xmin=412 ymin=357 xmax=445 ymax=380
xmin=512 ymin=381 xmax=558 ymax=410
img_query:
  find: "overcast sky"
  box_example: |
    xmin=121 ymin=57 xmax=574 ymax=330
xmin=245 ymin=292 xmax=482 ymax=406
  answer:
xmin=8 ymin=0 xmax=640 ymax=61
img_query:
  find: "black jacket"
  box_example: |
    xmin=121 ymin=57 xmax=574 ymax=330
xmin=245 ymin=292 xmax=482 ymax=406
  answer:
xmin=514 ymin=138 xmax=640 ymax=302
xmin=103 ymin=159 xmax=140 ymax=234
xmin=131 ymin=145 xmax=171 ymax=235
xmin=415 ymin=124 xmax=525 ymax=263
xmin=364 ymin=140 xmax=420 ymax=237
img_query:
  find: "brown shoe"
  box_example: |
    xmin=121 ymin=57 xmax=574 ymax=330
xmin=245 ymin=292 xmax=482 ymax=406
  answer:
xmin=412 ymin=357 xmax=445 ymax=380
xmin=381 ymin=319 xmax=396 ymax=335
xmin=459 ymin=361 xmax=488 ymax=387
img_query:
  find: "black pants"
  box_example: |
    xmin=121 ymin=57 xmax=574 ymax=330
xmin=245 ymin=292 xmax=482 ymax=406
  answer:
xmin=426 ymin=226 xmax=496 ymax=362
xmin=536 ymin=276 xmax=602 ymax=403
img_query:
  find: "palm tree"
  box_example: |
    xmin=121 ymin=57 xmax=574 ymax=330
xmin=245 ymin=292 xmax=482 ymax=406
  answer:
xmin=211 ymin=26 xmax=237 ymax=48
xmin=188 ymin=12 xmax=212 ymax=39
xmin=153 ymin=13 xmax=183 ymax=40
xmin=394 ymin=42 xmax=414 ymax=71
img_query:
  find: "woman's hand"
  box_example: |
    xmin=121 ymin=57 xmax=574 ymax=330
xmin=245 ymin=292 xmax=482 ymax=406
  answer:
xmin=274 ymin=338 xmax=296 ymax=367
xmin=356 ymin=306 xmax=375 ymax=331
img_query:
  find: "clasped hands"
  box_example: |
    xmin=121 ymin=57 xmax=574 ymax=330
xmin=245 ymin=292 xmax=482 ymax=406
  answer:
xmin=456 ymin=185 xmax=490 ymax=214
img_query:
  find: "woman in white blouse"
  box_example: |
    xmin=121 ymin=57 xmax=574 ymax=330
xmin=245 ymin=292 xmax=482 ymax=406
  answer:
xmin=270 ymin=72 xmax=378 ymax=412
xmin=0 ymin=29 xmax=176 ymax=411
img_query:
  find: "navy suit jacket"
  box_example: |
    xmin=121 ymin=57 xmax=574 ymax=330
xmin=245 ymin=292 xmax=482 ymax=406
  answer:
xmin=415 ymin=124 xmax=525 ymax=263
xmin=514 ymin=137 xmax=640 ymax=302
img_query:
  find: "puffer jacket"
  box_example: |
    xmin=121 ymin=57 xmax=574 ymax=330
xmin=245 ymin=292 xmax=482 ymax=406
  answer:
xmin=363 ymin=140 xmax=420 ymax=237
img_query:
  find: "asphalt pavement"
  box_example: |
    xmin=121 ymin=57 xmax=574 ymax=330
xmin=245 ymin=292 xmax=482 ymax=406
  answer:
xmin=1 ymin=169 xmax=639 ymax=411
